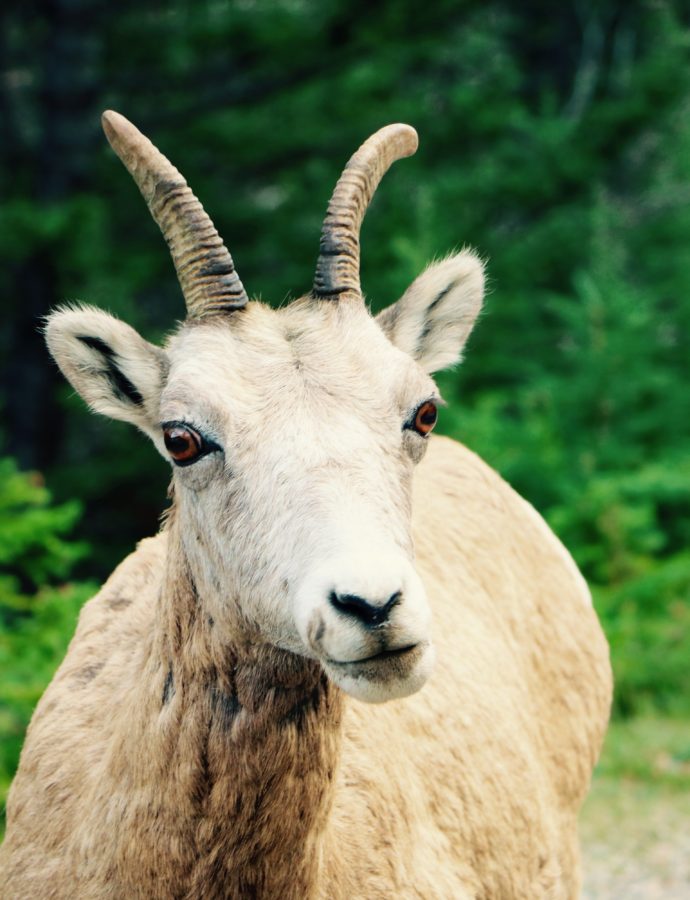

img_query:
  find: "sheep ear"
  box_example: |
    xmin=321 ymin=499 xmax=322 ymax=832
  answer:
xmin=45 ymin=305 xmax=167 ymax=437
xmin=376 ymin=252 xmax=484 ymax=373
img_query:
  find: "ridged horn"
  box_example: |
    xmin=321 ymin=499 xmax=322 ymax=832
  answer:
xmin=313 ymin=124 xmax=418 ymax=301
xmin=101 ymin=110 xmax=248 ymax=318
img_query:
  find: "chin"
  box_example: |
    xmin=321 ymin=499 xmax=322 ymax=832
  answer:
xmin=323 ymin=641 xmax=435 ymax=703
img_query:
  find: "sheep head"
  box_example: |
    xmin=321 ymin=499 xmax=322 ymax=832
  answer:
xmin=45 ymin=113 xmax=484 ymax=703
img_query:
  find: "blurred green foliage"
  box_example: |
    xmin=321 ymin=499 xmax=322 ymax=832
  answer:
xmin=0 ymin=460 xmax=95 ymax=825
xmin=0 ymin=458 xmax=85 ymax=596
xmin=1 ymin=0 xmax=690 ymax=828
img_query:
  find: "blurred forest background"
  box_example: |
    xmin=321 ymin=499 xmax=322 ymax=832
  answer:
xmin=1 ymin=0 xmax=690 ymax=854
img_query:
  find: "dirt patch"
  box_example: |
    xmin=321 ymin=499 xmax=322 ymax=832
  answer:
xmin=580 ymin=777 xmax=690 ymax=899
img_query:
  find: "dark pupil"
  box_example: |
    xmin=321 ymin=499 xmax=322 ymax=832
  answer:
xmin=164 ymin=429 xmax=195 ymax=454
xmin=420 ymin=406 xmax=437 ymax=425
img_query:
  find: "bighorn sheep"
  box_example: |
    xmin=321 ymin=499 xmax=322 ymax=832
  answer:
xmin=1 ymin=113 xmax=611 ymax=899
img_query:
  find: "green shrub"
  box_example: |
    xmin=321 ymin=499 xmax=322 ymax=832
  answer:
xmin=0 ymin=458 xmax=94 ymax=833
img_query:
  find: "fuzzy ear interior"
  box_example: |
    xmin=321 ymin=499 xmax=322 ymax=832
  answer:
xmin=376 ymin=251 xmax=484 ymax=372
xmin=45 ymin=305 xmax=167 ymax=437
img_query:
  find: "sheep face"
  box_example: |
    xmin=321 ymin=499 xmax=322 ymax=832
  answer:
xmin=162 ymin=299 xmax=435 ymax=702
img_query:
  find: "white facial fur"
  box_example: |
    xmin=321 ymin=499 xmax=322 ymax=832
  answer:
xmin=45 ymin=252 xmax=484 ymax=703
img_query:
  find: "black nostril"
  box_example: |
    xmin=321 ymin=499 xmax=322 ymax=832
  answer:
xmin=329 ymin=590 xmax=402 ymax=627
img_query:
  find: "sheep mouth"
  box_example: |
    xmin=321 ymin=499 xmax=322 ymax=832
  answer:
xmin=322 ymin=640 xmax=434 ymax=701
xmin=324 ymin=643 xmax=428 ymax=686
xmin=328 ymin=643 xmax=419 ymax=667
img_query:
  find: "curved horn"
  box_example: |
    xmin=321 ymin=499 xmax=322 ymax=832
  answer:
xmin=101 ymin=110 xmax=248 ymax=318
xmin=313 ymin=124 xmax=418 ymax=301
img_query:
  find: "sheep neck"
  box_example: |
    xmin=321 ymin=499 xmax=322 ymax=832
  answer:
xmin=148 ymin=522 xmax=344 ymax=898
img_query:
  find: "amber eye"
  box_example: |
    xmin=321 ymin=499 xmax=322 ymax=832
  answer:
xmin=413 ymin=401 xmax=438 ymax=436
xmin=162 ymin=425 xmax=203 ymax=465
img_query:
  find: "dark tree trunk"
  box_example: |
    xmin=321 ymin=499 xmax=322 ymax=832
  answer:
xmin=0 ymin=0 xmax=105 ymax=469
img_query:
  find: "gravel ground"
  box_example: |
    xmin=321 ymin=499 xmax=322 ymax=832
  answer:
xmin=580 ymin=778 xmax=690 ymax=899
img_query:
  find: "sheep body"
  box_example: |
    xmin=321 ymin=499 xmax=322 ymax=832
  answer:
xmin=1 ymin=436 xmax=611 ymax=899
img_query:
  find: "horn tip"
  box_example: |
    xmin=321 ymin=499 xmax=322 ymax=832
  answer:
xmin=101 ymin=110 xmax=138 ymax=151
xmin=102 ymin=109 xmax=122 ymax=132
xmin=391 ymin=123 xmax=419 ymax=158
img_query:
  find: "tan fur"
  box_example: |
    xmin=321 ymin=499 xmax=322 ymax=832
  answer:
xmin=1 ymin=242 xmax=611 ymax=896
xmin=1 ymin=437 xmax=611 ymax=898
